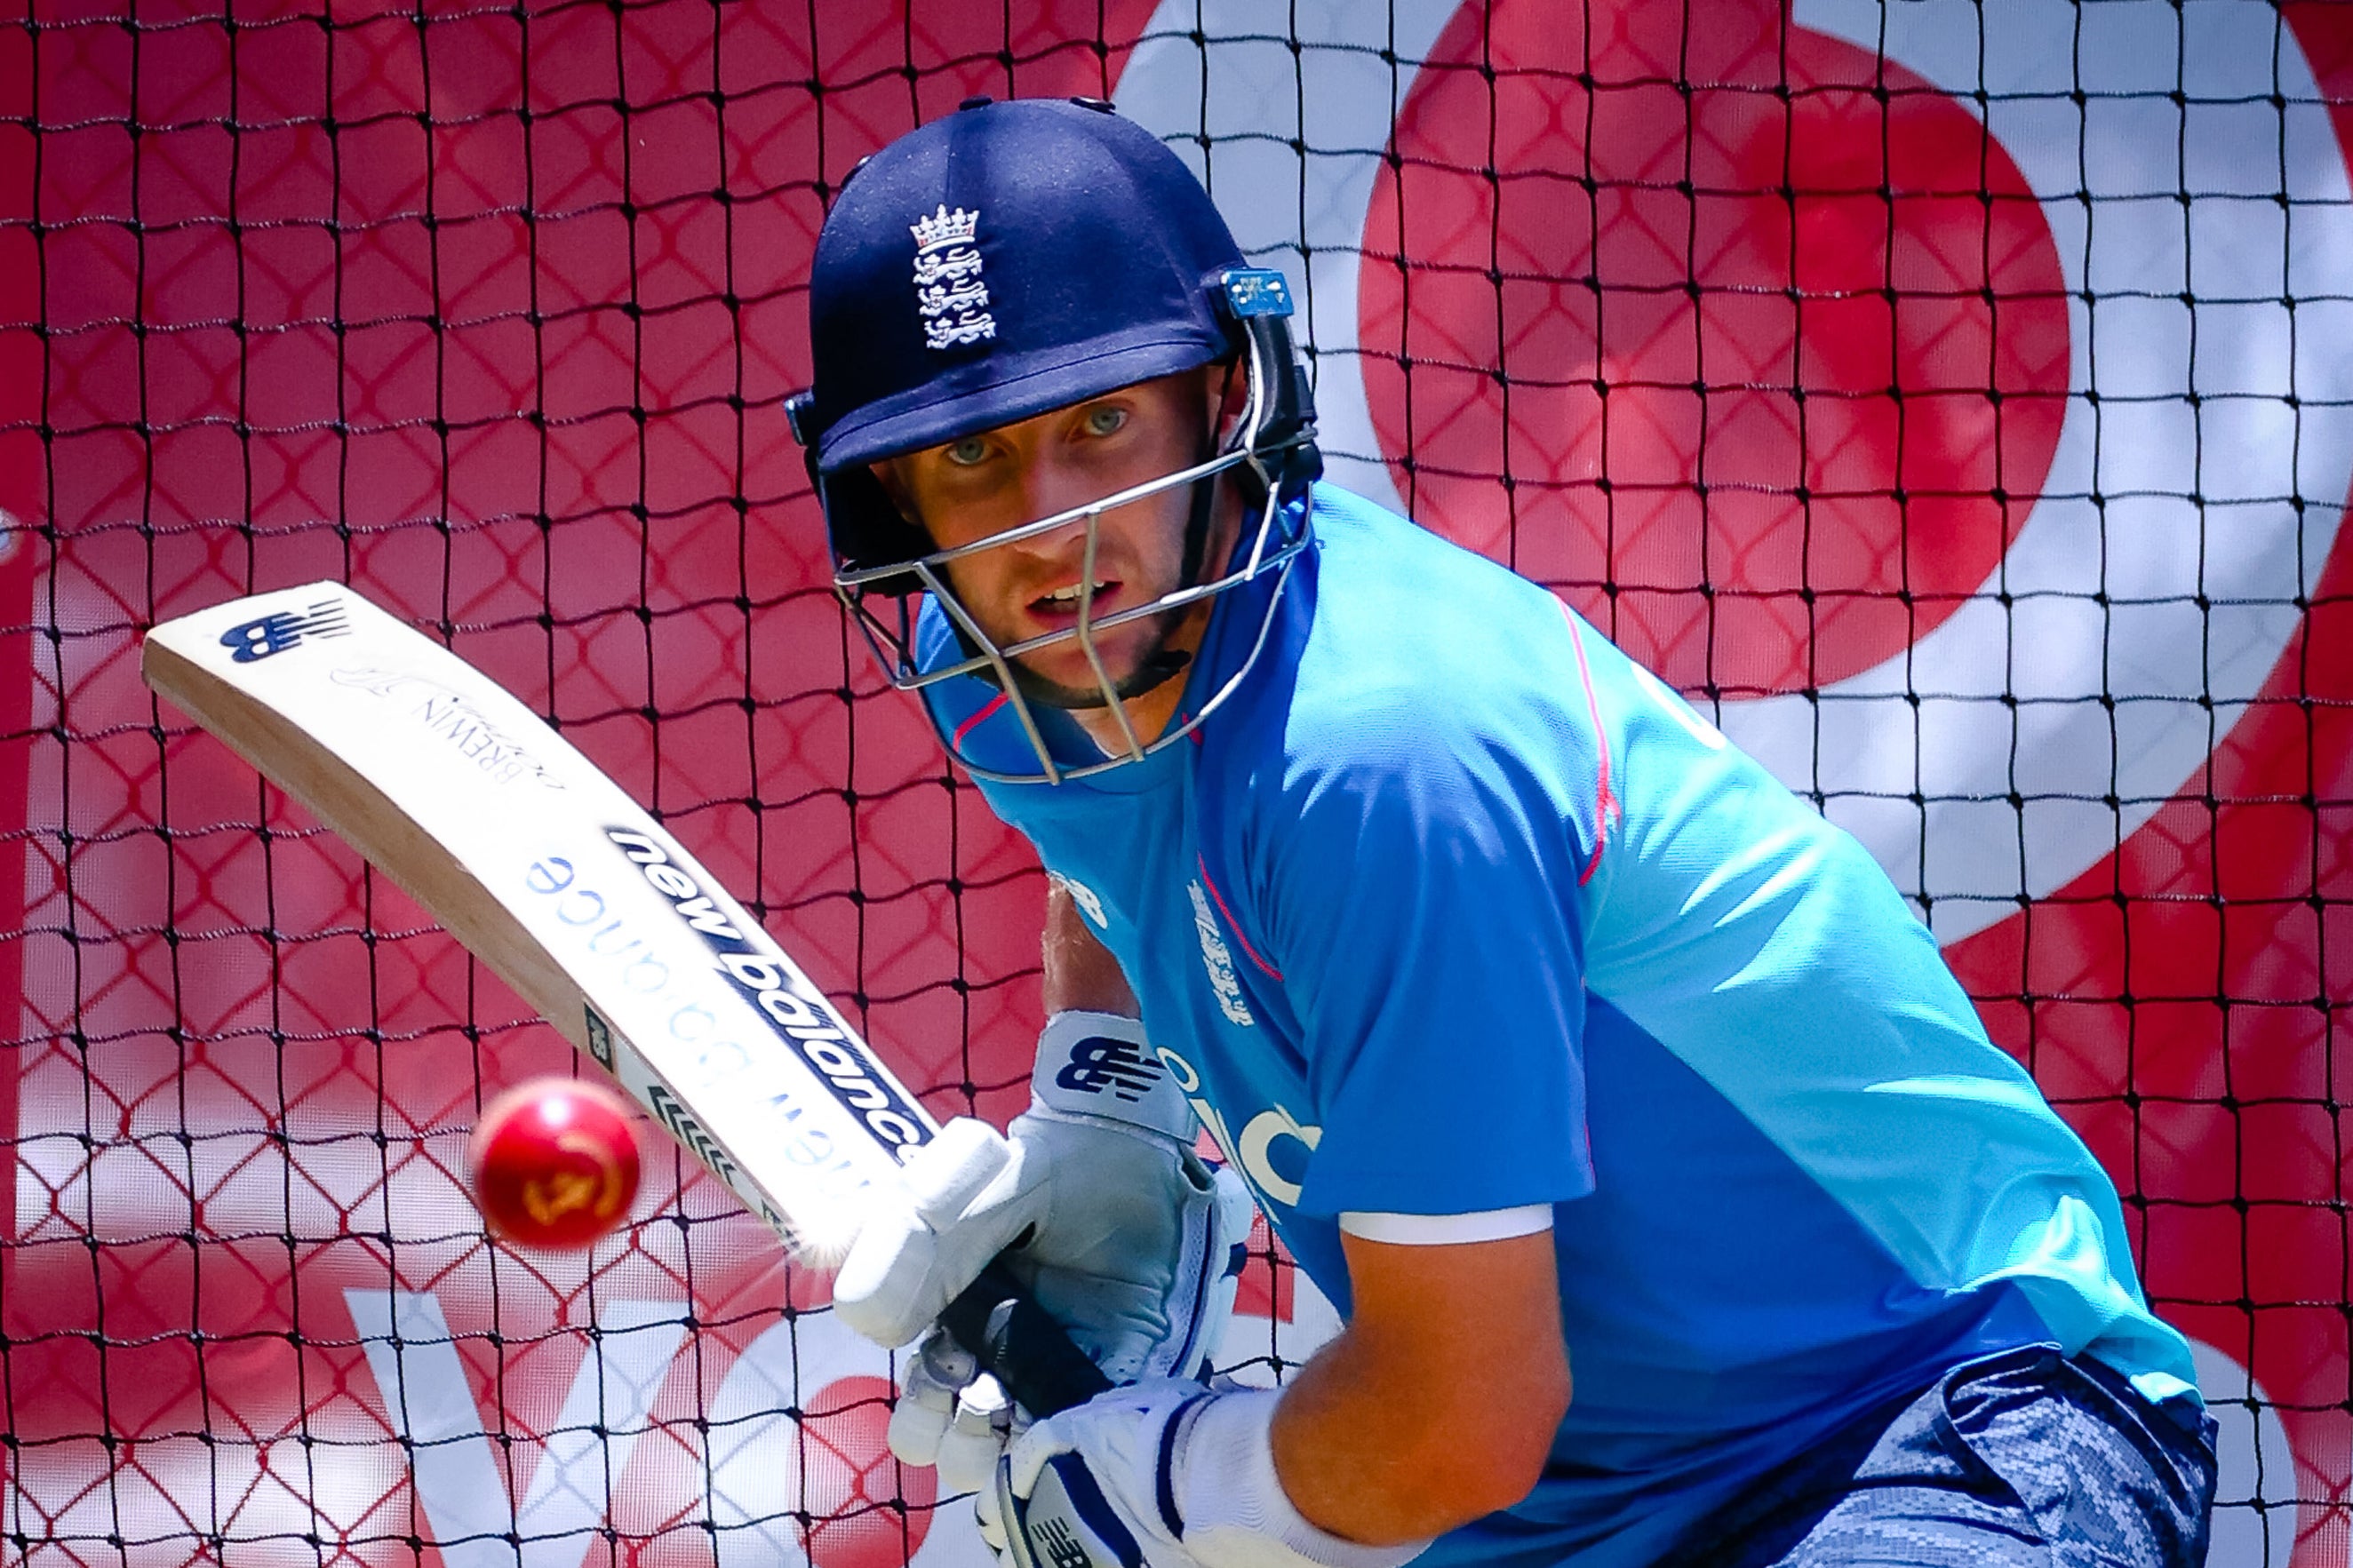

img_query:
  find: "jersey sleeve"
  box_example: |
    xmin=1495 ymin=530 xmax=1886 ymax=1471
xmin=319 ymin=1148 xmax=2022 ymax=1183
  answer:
xmin=1262 ymin=711 xmax=1602 ymax=1218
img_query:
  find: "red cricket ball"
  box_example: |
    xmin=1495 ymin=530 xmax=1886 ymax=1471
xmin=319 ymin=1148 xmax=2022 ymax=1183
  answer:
xmin=466 ymin=1077 xmax=642 ymax=1250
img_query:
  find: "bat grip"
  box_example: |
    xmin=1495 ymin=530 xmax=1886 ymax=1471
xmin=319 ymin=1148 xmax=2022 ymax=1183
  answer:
xmin=937 ymin=1259 xmax=1113 ymax=1418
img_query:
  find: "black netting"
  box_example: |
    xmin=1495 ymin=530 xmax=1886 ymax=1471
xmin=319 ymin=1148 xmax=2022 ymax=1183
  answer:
xmin=2 ymin=4 xmax=2347 ymax=1564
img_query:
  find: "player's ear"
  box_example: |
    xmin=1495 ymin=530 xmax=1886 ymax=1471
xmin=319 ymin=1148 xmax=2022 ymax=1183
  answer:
xmin=1208 ymin=357 xmax=1248 ymax=444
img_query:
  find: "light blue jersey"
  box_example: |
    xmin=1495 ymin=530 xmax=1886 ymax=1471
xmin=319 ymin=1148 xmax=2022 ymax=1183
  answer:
xmin=919 ymin=485 xmax=2197 ymax=1568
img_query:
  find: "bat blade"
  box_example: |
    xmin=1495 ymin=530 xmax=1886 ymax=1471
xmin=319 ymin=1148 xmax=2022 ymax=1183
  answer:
xmin=143 ymin=583 xmax=1113 ymax=1417
xmin=142 ymin=582 xmax=929 ymax=1260
xmin=149 ymin=583 xmax=1120 ymax=1420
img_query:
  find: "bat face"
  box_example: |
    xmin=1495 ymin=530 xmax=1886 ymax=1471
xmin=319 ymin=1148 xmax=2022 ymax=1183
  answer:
xmin=141 ymin=581 xmax=935 ymax=1263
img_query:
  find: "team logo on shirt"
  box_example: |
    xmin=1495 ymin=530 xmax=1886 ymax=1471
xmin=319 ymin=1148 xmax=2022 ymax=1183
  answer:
xmin=1156 ymin=1046 xmax=1320 ymax=1208
xmin=1186 ymin=880 xmax=1255 ymax=1027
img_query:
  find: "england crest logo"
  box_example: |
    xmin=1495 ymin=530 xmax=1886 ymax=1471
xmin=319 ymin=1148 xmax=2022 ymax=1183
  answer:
xmin=1186 ymin=879 xmax=1256 ymax=1028
xmin=910 ymin=203 xmax=994 ymax=349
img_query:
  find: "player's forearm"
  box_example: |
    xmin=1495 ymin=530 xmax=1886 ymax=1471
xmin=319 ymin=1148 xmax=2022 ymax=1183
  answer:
xmin=1041 ymin=880 xmax=1139 ymax=1017
xmin=1265 ymin=1232 xmax=1570 ymax=1543
xmin=1265 ymin=1333 xmax=1551 ymax=1542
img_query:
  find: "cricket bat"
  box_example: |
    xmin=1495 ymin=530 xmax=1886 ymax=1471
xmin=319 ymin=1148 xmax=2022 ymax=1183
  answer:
xmin=141 ymin=581 xmax=1109 ymax=1418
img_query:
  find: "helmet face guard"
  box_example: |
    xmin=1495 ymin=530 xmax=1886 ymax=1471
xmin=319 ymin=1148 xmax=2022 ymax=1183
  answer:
xmin=794 ymin=269 xmax=1321 ymax=785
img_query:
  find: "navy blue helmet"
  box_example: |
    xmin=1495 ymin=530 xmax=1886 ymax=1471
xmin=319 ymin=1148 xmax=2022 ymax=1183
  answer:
xmin=787 ymin=96 xmax=1320 ymax=782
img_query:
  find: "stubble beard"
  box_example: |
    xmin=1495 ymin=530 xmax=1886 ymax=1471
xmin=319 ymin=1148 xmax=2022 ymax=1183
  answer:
xmin=1002 ymin=601 xmax=1193 ymax=711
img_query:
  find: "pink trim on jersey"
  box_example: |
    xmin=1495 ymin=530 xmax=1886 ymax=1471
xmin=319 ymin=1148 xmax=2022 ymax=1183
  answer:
xmin=1557 ymin=599 xmax=1616 ymax=886
xmin=952 ymin=691 xmax=1009 ymax=751
xmin=1195 ymin=853 xmax=1284 ymax=980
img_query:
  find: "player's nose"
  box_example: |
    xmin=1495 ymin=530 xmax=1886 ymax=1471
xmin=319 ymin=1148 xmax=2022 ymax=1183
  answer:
xmin=1006 ymin=454 xmax=1124 ymax=561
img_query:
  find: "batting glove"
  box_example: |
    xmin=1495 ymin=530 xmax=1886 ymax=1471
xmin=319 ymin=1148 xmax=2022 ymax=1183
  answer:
xmin=985 ymin=1381 xmax=1432 ymax=1568
xmin=833 ymin=1013 xmax=1255 ymax=1469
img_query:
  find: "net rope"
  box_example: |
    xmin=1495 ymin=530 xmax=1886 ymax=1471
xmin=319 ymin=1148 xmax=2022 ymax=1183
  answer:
xmin=0 ymin=4 xmax=2347 ymax=1565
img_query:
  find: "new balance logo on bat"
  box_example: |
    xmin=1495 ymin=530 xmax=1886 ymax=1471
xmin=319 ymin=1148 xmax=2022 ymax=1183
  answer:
xmin=522 ymin=854 xmax=865 ymax=1215
xmin=218 ymin=600 xmax=350 ymax=663
xmin=604 ymin=826 xmax=931 ymax=1163
xmin=600 ymin=828 xmax=740 ymax=937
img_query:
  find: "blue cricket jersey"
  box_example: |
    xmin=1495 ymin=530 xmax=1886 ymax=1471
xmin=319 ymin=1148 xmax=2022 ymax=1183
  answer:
xmin=917 ymin=484 xmax=2198 ymax=1568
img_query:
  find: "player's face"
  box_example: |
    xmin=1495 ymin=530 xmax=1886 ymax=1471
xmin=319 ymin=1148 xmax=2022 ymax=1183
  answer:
xmin=875 ymin=367 xmax=1231 ymax=710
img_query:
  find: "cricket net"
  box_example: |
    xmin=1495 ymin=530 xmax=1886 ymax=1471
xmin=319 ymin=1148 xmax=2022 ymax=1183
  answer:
xmin=0 ymin=3 xmax=2348 ymax=1565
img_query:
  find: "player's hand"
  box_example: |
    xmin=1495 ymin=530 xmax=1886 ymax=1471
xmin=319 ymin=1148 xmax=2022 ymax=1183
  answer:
xmin=984 ymin=1381 xmax=1433 ymax=1568
xmin=834 ymin=1014 xmax=1255 ymax=1431
xmin=885 ymin=1329 xmax=1020 ymax=1496
xmin=984 ymin=1379 xmax=1207 ymax=1568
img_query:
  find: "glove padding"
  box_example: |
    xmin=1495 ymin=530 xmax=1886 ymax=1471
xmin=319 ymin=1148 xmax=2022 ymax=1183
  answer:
xmin=837 ymin=1111 xmax=1245 ymax=1377
xmin=834 ymin=1015 xmax=1255 ymax=1470
xmin=985 ymin=1381 xmax=1432 ymax=1568
xmin=888 ymin=1329 xmax=1016 ymax=1496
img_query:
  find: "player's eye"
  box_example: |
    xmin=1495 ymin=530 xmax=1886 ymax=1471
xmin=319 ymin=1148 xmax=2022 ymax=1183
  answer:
xmin=944 ymin=435 xmax=991 ymax=466
xmin=1081 ymin=405 xmax=1128 ymax=438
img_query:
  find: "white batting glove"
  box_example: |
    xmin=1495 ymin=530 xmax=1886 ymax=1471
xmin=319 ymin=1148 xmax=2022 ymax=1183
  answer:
xmin=888 ymin=1331 xmax=1018 ymax=1495
xmin=833 ymin=1014 xmax=1255 ymax=1460
xmin=987 ymin=1381 xmax=1432 ymax=1568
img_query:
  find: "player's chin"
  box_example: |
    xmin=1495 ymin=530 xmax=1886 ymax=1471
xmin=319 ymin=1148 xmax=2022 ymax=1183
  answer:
xmin=1010 ymin=656 xmax=1137 ymax=709
xmin=1005 ymin=639 xmax=1161 ymax=709
xmin=1019 ymin=623 xmax=1153 ymax=690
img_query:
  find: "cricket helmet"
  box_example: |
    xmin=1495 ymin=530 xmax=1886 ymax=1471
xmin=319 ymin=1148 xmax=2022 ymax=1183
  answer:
xmin=786 ymin=95 xmax=1320 ymax=783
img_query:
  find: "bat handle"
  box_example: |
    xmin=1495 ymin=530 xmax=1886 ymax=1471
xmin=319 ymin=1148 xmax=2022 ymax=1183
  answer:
xmin=937 ymin=1259 xmax=1113 ymax=1418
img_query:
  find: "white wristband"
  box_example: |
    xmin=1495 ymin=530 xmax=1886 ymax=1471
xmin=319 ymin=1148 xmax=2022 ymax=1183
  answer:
xmin=1176 ymin=1390 xmax=1432 ymax=1568
xmin=1029 ymin=1010 xmax=1197 ymax=1142
xmin=1337 ymin=1206 xmax=1554 ymax=1246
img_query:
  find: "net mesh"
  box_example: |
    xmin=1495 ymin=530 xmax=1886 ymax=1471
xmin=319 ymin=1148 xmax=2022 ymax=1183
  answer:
xmin=1 ymin=3 xmax=2347 ymax=1565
